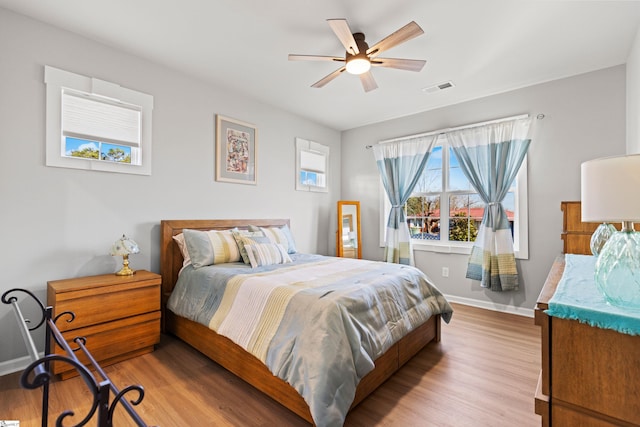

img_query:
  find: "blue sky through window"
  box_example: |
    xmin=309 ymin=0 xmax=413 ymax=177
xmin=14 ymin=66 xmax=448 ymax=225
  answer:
xmin=65 ymin=137 xmax=98 ymax=155
xmin=65 ymin=137 xmax=131 ymax=163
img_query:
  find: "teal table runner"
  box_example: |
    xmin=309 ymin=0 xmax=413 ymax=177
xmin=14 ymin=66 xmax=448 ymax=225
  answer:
xmin=546 ymin=254 xmax=640 ymax=336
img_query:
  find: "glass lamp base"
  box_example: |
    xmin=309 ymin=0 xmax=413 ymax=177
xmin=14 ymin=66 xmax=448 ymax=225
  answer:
xmin=590 ymin=222 xmax=616 ymax=256
xmin=595 ymin=230 xmax=640 ymax=310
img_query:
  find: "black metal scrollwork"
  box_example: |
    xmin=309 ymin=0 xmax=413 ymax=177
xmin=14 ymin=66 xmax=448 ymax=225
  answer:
xmin=109 ymin=384 xmax=145 ymax=420
xmin=2 ymin=287 xmax=150 ymax=426
xmin=1 ymin=288 xmax=46 ymax=330
xmin=21 ymin=354 xmax=101 ymax=427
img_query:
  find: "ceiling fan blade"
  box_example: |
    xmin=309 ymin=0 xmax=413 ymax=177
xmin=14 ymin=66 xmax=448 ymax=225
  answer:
xmin=311 ymin=67 xmax=346 ymax=88
xmin=288 ymin=54 xmax=345 ymax=62
xmin=367 ymin=21 xmax=424 ymax=58
xmin=372 ymin=57 xmax=426 ymax=72
xmin=360 ymin=71 xmax=378 ymax=92
xmin=327 ymin=19 xmax=359 ymax=55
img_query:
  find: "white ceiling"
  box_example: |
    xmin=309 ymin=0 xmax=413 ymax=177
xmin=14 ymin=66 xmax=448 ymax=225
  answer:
xmin=2 ymin=0 xmax=640 ymax=131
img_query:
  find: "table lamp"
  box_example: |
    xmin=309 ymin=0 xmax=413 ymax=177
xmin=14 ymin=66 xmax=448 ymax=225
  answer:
xmin=590 ymin=222 xmax=616 ymax=256
xmin=110 ymin=234 xmax=140 ymax=276
xmin=581 ymin=154 xmax=640 ymax=309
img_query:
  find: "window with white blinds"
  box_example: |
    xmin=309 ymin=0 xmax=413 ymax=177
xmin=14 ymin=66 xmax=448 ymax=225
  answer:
xmin=296 ymin=137 xmax=329 ymax=192
xmin=45 ymin=66 xmax=153 ymax=175
xmin=62 ymin=91 xmax=141 ymax=147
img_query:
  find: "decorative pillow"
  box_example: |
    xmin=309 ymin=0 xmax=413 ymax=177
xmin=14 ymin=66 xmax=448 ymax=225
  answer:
xmin=253 ymin=224 xmax=297 ymax=254
xmin=244 ymin=243 xmax=292 ymax=268
xmin=182 ymin=228 xmax=241 ymax=268
xmin=232 ymin=230 xmax=271 ymax=264
xmin=172 ymin=233 xmax=191 ymax=267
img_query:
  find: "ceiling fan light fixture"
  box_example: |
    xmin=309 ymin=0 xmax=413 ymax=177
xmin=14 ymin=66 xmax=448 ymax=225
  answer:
xmin=346 ymin=55 xmax=371 ymax=75
xmin=289 ymin=20 xmax=425 ymax=90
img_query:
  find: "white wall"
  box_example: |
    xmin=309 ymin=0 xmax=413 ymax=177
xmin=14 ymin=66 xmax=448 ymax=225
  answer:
xmin=341 ymin=65 xmax=627 ymax=314
xmin=0 ymin=8 xmax=340 ymax=368
xmin=0 ymin=5 xmax=632 ymax=370
xmin=627 ymin=26 xmax=640 ymax=154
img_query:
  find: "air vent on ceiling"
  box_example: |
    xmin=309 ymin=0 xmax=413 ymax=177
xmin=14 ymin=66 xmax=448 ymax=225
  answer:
xmin=422 ymin=81 xmax=455 ymax=93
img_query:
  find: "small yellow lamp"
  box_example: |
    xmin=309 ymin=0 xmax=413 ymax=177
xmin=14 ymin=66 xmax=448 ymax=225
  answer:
xmin=110 ymin=234 xmax=140 ymax=276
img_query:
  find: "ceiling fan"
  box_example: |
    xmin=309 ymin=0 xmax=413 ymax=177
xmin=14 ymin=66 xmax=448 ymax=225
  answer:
xmin=288 ymin=19 xmax=426 ymax=92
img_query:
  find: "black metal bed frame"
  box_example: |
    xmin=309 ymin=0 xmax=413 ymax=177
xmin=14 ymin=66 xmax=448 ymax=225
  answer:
xmin=2 ymin=288 xmax=150 ymax=427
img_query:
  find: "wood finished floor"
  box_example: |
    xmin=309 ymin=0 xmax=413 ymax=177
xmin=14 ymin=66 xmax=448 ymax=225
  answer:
xmin=0 ymin=303 xmax=541 ymax=426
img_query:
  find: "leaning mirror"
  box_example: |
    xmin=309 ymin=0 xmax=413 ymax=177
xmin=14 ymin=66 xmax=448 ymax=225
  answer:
xmin=337 ymin=201 xmax=361 ymax=259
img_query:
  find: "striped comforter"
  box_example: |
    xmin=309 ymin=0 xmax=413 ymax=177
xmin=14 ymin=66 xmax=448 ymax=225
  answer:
xmin=167 ymin=253 xmax=453 ymax=426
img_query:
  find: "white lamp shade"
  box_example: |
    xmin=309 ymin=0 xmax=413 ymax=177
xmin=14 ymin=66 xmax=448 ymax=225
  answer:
xmin=581 ymin=154 xmax=640 ymax=222
xmin=110 ymin=234 xmax=140 ymax=256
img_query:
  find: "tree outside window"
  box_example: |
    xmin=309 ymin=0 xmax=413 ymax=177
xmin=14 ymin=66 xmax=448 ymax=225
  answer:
xmin=404 ymin=141 xmax=516 ymax=245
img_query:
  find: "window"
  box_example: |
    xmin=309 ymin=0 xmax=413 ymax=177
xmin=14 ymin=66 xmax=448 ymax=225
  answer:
xmin=44 ymin=66 xmax=153 ymax=175
xmin=62 ymin=91 xmax=140 ymax=164
xmin=381 ymin=135 xmax=529 ymax=258
xmin=296 ymin=137 xmax=329 ymax=192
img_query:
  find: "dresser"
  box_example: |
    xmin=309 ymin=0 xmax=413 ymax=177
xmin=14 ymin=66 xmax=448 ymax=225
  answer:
xmin=47 ymin=270 xmax=161 ymax=379
xmin=535 ymin=201 xmax=640 ymax=426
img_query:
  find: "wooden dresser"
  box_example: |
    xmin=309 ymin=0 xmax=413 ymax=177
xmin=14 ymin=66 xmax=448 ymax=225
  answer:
xmin=47 ymin=270 xmax=161 ymax=379
xmin=535 ymin=202 xmax=640 ymax=426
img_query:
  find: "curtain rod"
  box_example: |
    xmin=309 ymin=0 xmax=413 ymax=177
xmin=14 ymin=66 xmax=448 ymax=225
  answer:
xmin=367 ymin=113 xmax=536 ymax=148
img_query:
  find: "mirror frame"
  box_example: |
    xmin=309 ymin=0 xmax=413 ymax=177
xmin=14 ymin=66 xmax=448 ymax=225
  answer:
xmin=337 ymin=200 xmax=362 ymax=259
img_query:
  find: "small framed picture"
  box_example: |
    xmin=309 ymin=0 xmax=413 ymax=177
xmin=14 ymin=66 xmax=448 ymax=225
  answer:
xmin=215 ymin=115 xmax=257 ymax=185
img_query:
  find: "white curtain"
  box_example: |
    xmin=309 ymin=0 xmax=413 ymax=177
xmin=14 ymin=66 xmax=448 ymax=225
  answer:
xmin=447 ymin=117 xmax=532 ymax=291
xmin=373 ymin=135 xmax=438 ymax=265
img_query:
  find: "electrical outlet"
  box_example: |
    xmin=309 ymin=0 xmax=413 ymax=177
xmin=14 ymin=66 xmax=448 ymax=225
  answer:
xmin=442 ymin=267 xmax=449 ymax=277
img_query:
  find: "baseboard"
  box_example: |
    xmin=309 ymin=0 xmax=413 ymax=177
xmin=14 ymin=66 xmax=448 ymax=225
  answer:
xmin=444 ymin=294 xmax=534 ymax=318
xmin=0 ymin=353 xmax=43 ymax=377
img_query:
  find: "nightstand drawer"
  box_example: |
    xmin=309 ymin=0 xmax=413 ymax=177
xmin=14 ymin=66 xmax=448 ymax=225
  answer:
xmin=48 ymin=271 xmax=161 ymax=332
xmin=53 ymin=311 xmax=160 ymax=378
xmin=52 ymin=283 xmax=159 ymax=332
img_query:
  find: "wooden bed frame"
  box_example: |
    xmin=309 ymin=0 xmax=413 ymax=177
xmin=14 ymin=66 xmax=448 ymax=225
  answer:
xmin=160 ymin=219 xmax=442 ymax=424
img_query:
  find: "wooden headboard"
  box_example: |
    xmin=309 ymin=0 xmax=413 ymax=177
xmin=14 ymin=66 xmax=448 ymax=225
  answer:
xmin=561 ymin=201 xmax=639 ymax=255
xmin=160 ymin=219 xmax=290 ymax=303
xmin=560 ymin=201 xmax=599 ymax=255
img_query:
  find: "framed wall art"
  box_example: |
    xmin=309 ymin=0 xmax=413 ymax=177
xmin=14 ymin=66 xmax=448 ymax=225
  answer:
xmin=215 ymin=114 xmax=257 ymax=185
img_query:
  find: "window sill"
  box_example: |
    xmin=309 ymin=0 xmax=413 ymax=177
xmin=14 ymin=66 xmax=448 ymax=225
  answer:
xmin=410 ymin=240 xmax=528 ymax=260
xmin=412 ymin=241 xmax=472 ymax=255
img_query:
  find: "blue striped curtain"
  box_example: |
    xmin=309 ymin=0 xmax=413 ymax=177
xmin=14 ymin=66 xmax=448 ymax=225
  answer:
xmin=373 ymin=135 xmax=438 ymax=265
xmin=447 ymin=117 xmax=532 ymax=291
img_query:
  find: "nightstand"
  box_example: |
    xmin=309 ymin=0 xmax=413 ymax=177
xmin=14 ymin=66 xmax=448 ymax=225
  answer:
xmin=47 ymin=270 xmax=161 ymax=379
xmin=535 ymin=256 xmax=640 ymax=425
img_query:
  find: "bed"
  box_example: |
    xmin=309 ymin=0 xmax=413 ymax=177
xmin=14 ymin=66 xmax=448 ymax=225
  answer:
xmin=160 ymin=219 xmax=453 ymax=426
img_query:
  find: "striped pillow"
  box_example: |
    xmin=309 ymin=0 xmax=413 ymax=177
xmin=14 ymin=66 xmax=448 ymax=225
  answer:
xmin=232 ymin=230 xmax=271 ymax=264
xmin=256 ymin=225 xmax=297 ymax=254
xmin=182 ymin=228 xmax=241 ymax=268
xmin=244 ymin=243 xmax=292 ymax=268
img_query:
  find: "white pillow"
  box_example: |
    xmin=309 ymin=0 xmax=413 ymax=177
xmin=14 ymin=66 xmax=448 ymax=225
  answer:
xmin=172 ymin=233 xmax=191 ymax=267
